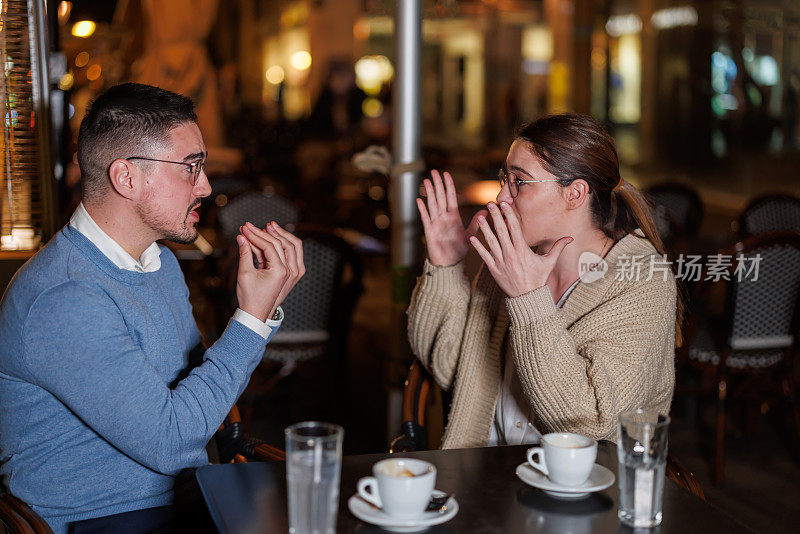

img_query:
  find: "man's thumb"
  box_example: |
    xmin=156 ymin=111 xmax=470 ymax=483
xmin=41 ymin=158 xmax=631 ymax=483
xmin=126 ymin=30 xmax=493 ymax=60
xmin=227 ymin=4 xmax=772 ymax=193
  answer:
xmin=237 ymin=235 xmax=253 ymax=273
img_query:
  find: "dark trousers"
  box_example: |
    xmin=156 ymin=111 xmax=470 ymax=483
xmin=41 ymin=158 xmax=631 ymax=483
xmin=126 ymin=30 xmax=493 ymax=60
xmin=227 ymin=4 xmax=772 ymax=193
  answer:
xmin=68 ymin=498 xmax=216 ymax=534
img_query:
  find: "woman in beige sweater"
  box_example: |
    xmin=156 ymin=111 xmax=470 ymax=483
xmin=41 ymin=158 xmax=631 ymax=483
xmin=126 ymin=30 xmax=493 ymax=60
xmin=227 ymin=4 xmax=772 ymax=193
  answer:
xmin=407 ymin=113 xmax=677 ymax=449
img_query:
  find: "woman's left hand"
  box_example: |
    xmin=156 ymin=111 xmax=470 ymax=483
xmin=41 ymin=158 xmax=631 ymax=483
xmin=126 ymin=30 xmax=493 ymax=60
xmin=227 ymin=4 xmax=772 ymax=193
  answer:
xmin=470 ymin=202 xmax=573 ymax=298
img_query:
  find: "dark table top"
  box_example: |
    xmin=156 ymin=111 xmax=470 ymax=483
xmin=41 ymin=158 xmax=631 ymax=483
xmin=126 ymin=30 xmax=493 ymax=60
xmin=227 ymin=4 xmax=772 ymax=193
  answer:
xmin=196 ymin=443 xmax=753 ymax=534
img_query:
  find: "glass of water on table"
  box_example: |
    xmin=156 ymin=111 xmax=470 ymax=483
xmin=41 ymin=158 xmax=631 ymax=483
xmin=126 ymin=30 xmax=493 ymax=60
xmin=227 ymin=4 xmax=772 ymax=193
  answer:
xmin=285 ymin=422 xmax=344 ymax=534
xmin=617 ymin=409 xmax=670 ymax=528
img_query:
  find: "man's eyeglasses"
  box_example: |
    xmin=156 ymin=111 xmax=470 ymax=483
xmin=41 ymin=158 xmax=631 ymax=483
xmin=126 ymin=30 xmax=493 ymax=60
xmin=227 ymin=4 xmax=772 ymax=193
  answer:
xmin=126 ymin=156 xmax=206 ymax=186
xmin=498 ymin=169 xmax=560 ymax=198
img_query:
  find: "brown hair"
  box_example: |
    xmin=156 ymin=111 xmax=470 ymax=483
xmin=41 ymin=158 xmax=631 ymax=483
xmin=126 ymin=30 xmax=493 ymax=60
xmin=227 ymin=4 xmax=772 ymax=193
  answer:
xmin=514 ymin=113 xmax=664 ymax=254
xmin=514 ymin=113 xmax=683 ymax=343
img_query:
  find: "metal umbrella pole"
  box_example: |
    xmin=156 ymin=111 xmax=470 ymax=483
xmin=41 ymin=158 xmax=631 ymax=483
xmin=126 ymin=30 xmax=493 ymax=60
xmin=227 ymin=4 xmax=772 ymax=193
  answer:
xmin=386 ymin=0 xmax=423 ymax=442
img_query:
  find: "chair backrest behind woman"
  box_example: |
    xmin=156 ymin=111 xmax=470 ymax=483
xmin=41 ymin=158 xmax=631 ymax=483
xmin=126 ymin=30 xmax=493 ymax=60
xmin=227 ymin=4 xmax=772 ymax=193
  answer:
xmin=726 ymin=231 xmax=800 ymax=368
xmin=645 ymin=182 xmax=704 ymax=244
xmin=738 ymin=194 xmax=800 ymax=238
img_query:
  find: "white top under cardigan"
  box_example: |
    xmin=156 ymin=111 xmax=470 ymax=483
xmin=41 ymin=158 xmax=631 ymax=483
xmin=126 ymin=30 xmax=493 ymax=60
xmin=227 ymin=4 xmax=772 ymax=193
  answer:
xmin=488 ymin=278 xmax=581 ymax=446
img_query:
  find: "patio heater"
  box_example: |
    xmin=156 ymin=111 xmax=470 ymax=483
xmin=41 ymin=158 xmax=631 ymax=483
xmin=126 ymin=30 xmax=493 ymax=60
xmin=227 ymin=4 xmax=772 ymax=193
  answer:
xmin=0 ymin=0 xmax=56 ymax=255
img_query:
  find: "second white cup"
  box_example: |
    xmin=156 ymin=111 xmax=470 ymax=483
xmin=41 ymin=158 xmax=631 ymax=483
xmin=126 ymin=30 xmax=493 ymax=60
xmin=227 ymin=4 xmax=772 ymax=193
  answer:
xmin=357 ymin=458 xmax=436 ymax=518
xmin=526 ymin=432 xmax=597 ymax=487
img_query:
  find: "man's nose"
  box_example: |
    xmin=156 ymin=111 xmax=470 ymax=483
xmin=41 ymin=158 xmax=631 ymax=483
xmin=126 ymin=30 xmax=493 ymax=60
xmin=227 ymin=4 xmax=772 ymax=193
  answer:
xmin=194 ymin=170 xmax=212 ymax=198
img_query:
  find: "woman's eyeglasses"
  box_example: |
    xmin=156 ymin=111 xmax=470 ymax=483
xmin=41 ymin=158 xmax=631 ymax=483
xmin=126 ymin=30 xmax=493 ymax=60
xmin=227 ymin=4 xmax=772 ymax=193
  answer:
xmin=126 ymin=156 xmax=206 ymax=186
xmin=498 ymin=169 xmax=560 ymax=198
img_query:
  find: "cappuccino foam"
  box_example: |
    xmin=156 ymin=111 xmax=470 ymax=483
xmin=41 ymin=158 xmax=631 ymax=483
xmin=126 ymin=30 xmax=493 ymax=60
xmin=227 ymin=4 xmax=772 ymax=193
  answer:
xmin=545 ymin=434 xmax=585 ymax=448
xmin=379 ymin=461 xmax=418 ymax=478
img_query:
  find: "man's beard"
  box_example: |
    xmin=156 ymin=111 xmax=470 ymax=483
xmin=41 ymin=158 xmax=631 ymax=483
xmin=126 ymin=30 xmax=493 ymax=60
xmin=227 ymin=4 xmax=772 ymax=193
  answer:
xmin=136 ymin=196 xmax=199 ymax=245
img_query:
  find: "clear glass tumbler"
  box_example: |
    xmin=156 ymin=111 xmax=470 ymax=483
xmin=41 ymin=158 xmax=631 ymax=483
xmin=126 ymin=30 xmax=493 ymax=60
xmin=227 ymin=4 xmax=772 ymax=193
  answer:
xmin=617 ymin=409 xmax=670 ymax=528
xmin=285 ymin=421 xmax=344 ymax=534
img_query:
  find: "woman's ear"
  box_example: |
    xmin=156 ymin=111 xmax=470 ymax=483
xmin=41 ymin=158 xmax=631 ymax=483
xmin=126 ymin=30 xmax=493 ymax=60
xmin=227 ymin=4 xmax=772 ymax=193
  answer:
xmin=108 ymin=159 xmax=138 ymax=200
xmin=564 ymin=179 xmax=590 ymax=210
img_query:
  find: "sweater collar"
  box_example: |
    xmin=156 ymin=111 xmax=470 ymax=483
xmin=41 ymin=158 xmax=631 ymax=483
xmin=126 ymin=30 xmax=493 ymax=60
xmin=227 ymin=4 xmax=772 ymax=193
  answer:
xmin=60 ymin=224 xmax=161 ymax=285
xmin=559 ymin=231 xmax=659 ymax=324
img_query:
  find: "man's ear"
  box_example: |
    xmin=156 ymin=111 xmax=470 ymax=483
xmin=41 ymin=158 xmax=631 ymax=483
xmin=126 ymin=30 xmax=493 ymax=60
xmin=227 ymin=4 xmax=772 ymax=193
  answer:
xmin=108 ymin=159 xmax=138 ymax=200
xmin=563 ymin=179 xmax=591 ymax=210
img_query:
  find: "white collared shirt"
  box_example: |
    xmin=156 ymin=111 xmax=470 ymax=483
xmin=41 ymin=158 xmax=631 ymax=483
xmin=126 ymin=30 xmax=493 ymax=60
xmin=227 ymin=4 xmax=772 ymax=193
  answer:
xmin=489 ymin=279 xmax=581 ymax=446
xmin=69 ymin=203 xmax=280 ymax=339
xmin=70 ymin=203 xmax=163 ymax=273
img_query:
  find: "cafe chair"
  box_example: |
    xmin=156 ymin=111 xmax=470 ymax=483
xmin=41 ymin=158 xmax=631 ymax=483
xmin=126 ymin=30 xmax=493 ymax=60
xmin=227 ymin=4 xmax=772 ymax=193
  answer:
xmin=0 ymin=489 xmax=53 ymax=534
xmin=215 ymin=404 xmax=286 ymax=463
xmin=737 ymin=193 xmax=800 ymax=238
xmin=217 ymin=190 xmax=300 ymax=238
xmin=678 ymin=231 xmax=800 ymax=485
xmin=391 ymin=360 xmax=706 ymax=501
xmin=238 ymin=228 xmax=364 ymax=428
xmin=645 ymin=183 xmax=705 ymax=245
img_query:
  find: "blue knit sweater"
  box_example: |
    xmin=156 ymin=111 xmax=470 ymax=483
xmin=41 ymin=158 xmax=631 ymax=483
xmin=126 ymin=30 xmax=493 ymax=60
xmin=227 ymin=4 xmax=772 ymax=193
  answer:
xmin=0 ymin=224 xmax=274 ymax=532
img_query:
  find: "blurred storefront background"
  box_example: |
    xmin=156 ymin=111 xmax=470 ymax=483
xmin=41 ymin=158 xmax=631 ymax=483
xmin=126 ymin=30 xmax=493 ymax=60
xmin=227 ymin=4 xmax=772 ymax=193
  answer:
xmin=2 ymin=0 xmax=799 ymax=255
xmin=52 ymin=1 xmax=800 ymax=157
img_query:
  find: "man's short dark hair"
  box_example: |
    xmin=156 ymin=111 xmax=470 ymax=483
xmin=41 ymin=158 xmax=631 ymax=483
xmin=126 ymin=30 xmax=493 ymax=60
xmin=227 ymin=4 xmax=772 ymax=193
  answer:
xmin=77 ymin=83 xmax=197 ymax=199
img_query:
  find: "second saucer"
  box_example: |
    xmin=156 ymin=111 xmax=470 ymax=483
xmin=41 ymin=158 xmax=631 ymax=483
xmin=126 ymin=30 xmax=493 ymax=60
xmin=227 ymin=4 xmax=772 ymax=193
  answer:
xmin=516 ymin=462 xmax=615 ymax=499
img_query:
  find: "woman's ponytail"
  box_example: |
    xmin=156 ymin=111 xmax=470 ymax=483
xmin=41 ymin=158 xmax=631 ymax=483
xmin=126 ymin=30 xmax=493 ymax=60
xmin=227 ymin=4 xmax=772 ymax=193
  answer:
xmin=611 ymin=179 xmax=666 ymax=256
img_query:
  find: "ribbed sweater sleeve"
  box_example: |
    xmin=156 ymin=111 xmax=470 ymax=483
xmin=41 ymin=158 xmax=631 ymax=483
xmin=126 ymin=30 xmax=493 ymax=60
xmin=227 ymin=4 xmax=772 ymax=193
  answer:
xmin=505 ymin=274 xmax=676 ymax=441
xmin=406 ymin=259 xmax=471 ymax=389
xmin=20 ymin=281 xmax=267 ymax=476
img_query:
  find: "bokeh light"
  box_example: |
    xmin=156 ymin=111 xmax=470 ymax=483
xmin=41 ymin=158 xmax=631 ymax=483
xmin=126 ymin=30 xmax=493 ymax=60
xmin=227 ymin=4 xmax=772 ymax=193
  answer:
xmin=58 ymin=72 xmax=74 ymax=91
xmin=265 ymin=65 xmax=285 ymax=85
xmin=71 ymin=20 xmax=96 ymax=38
xmin=86 ymin=64 xmax=101 ymax=81
xmin=75 ymin=52 xmax=90 ymax=68
xmin=291 ymin=51 xmax=312 ymax=71
xmin=362 ymin=98 xmax=383 ymax=117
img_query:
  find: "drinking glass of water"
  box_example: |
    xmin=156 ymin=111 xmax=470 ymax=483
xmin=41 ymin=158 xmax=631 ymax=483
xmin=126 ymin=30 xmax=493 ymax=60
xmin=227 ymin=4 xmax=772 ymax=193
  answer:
xmin=617 ymin=409 xmax=670 ymax=528
xmin=285 ymin=421 xmax=344 ymax=534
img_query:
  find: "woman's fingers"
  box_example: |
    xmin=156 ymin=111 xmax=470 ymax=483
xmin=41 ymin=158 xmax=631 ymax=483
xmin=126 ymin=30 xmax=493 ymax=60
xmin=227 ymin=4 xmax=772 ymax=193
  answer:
xmin=477 ymin=215 xmax=504 ymax=261
xmin=465 ymin=208 xmax=488 ymax=237
xmin=486 ymin=202 xmax=513 ymax=252
xmin=544 ymin=236 xmax=574 ymax=261
xmin=469 ymin=236 xmax=496 ymax=271
xmin=443 ymin=172 xmax=459 ymax=212
xmin=431 ymin=169 xmax=448 ymax=213
xmin=423 ymin=178 xmax=439 ymax=217
xmin=499 ymin=202 xmax=526 ymax=251
xmin=416 ymin=198 xmax=432 ymax=232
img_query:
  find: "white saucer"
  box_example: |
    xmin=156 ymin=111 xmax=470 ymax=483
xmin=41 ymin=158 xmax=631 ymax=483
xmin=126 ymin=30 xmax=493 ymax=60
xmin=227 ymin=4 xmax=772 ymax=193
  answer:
xmin=348 ymin=489 xmax=459 ymax=532
xmin=515 ymin=462 xmax=615 ymax=499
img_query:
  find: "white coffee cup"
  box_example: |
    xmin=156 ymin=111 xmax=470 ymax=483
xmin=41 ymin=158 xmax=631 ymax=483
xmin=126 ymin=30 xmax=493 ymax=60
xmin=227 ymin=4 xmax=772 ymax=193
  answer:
xmin=357 ymin=458 xmax=436 ymax=518
xmin=526 ymin=432 xmax=597 ymax=487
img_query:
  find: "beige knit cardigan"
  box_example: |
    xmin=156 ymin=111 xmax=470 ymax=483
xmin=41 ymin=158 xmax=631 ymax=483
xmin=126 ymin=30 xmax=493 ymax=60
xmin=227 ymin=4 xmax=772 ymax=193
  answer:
xmin=407 ymin=232 xmax=676 ymax=449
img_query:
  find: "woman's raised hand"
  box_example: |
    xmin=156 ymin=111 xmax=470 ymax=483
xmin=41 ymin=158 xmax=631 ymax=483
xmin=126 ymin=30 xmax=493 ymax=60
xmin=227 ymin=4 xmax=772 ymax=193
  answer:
xmin=469 ymin=201 xmax=573 ymax=298
xmin=416 ymin=170 xmax=486 ymax=267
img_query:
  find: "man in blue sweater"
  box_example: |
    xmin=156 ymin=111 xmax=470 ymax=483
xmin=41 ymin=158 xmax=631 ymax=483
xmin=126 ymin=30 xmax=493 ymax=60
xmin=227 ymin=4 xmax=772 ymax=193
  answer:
xmin=0 ymin=83 xmax=305 ymax=532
